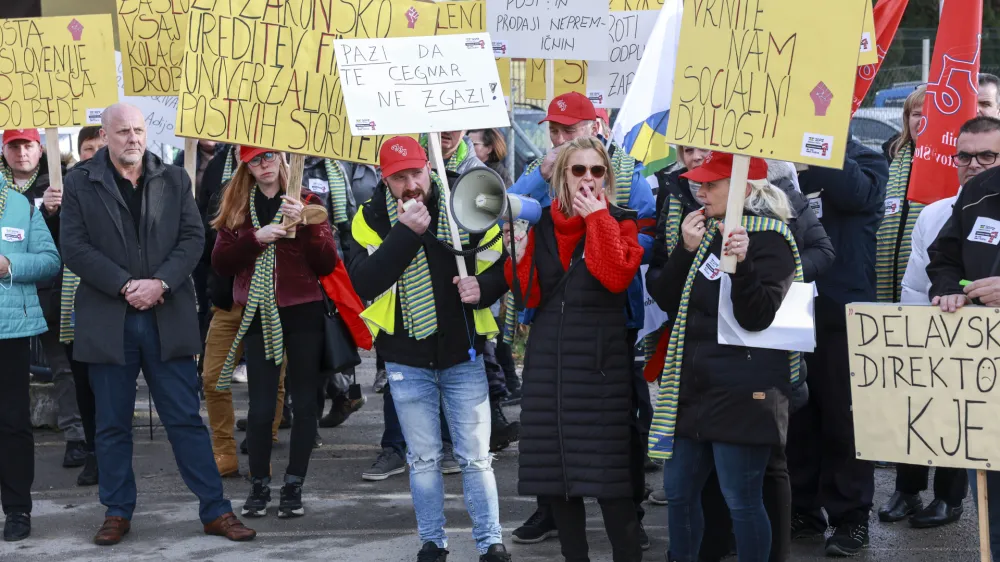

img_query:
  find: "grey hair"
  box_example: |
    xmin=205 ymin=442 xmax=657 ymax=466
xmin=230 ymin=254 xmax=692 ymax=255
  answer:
xmin=745 ymin=179 xmax=793 ymax=222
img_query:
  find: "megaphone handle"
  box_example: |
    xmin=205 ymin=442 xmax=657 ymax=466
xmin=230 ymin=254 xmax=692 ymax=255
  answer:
xmin=428 ymin=133 xmax=470 ymax=279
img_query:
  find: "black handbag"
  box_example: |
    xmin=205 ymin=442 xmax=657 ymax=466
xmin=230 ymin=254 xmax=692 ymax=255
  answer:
xmin=320 ymin=290 xmax=362 ymax=375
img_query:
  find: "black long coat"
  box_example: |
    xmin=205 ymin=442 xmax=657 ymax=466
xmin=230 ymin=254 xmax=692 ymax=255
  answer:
xmin=517 ymin=208 xmax=635 ymax=500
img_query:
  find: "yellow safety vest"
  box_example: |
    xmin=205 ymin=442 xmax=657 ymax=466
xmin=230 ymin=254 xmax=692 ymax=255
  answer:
xmin=351 ymin=210 xmax=503 ymax=340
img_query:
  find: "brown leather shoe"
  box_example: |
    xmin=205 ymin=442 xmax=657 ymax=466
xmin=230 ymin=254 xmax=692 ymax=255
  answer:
xmin=204 ymin=512 xmax=256 ymax=542
xmin=214 ymin=454 xmax=240 ymax=478
xmin=93 ymin=516 xmax=130 ymax=545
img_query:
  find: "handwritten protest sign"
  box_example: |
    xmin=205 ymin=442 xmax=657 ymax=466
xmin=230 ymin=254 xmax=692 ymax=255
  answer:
xmin=114 ymin=52 xmax=182 ymax=148
xmin=847 ymin=304 xmax=1000 ymax=471
xmin=587 ymin=10 xmax=656 ymax=108
xmin=487 ymin=0 xmax=609 ymax=60
xmin=116 ymin=0 xmax=188 ymax=96
xmin=434 ymin=1 xmax=511 ymax=102
xmin=335 ymin=34 xmax=509 ymax=135
xmin=858 ymin=1 xmax=877 ymax=66
xmin=666 ymin=0 xmax=868 ymax=168
xmin=0 ymin=15 xmax=118 ymax=128
xmin=608 ymin=0 xmax=662 ymax=9
xmin=176 ymin=0 xmax=439 ymax=164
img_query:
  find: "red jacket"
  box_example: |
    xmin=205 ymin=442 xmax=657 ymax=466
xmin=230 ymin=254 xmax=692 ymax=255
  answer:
xmin=212 ymin=192 xmax=339 ymax=308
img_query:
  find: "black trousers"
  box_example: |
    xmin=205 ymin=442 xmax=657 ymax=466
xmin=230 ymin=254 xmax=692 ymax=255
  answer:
xmin=895 ymin=464 xmax=968 ymax=506
xmin=0 ymin=337 xmax=32 ymax=514
xmin=787 ymin=328 xmax=874 ymax=526
xmin=245 ymin=331 xmax=324 ymax=479
xmin=700 ymin=446 xmax=791 ymax=562
xmin=67 ymin=343 xmax=95 ymax=450
xmin=546 ymin=495 xmax=641 ymax=562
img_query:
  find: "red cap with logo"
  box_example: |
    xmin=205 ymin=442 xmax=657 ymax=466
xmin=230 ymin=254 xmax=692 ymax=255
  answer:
xmin=681 ymin=152 xmax=769 ymax=183
xmin=539 ymin=92 xmax=598 ymax=126
xmin=239 ymin=145 xmax=271 ymax=163
xmin=379 ymin=136 xmax=427 ymax=177
xmin=3 ymin=129 xmax=41 ymax=145
xmin=595 ymin=108 xmax=610 ymax=124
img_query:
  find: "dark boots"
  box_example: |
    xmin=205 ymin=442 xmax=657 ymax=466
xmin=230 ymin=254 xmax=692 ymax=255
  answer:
xmin=489 ymin=398 xmax=520 ymax=453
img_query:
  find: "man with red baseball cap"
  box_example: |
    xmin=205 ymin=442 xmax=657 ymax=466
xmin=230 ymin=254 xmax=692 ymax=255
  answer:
xmin=347 ymin=136 xmax=512 ymax=562
xmin=509 ymin=97 xmax=658 ymax=547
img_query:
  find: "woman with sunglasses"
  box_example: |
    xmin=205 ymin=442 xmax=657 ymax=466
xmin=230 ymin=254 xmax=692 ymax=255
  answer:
xmin=212 ymin=147 xmax=338 ymax=519
xmin=504 ymin=137 xmax=644 ymax=561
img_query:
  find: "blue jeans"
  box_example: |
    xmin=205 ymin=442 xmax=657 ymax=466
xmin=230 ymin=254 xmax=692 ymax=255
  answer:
xmin=970 ymin=470 xmax=1000 ymax=561
xmin=89 ymin=311 xmax=232 ymax=524
xmin=382 ymin=384 xmax=452 ymax=456
xmin=663 ymin=438 xmax=772 ymax=562
xmin=386 ymin=357 xmax=502 ymax=554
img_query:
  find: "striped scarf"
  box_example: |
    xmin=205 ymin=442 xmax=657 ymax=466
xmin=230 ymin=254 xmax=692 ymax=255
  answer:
xmin=1 ymin=161 xmax=38 ymax=195
xmin=386 ymin=173 xmax=469 ymax=340
xmin=222 ymin=147 xmax=237 ymax=185
xmin=648 ymin=216 xmax=803 ymax=460
xmin=216 ymin=186 xmax=285 ymax=391
xmin=642 ymin=195 xmax=685 ymax=365
xmin=0 ymin=176 xmax=7 ymax=220
xmin=875 ymin=143 xmax=923 ymax=303
xmin=323 ymin=159 xmax=350 ymax=224
xmin=420 ymin=136 xmax=469 ymax=173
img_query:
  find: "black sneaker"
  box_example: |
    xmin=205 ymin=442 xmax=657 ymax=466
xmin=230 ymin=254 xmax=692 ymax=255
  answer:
xmin=638 ymin=521 xmax=651 ymax=550
xmin=790 ymin=512 xmax=827 ymax=540
xmin=63 ymin=440 xmax=88 ymax=468
xmin=3 ymin=512 xmax=29 ymax=542
xmin=278 ymin=476 xmax=305 ymax=518
xmin=240 ymin=437 xmax=248 ymax=455
xmin=362 ymin=448 xmax=407 ymax=481
xmin=279 ymin=408 xmax=292 ymax=429
xmin=479 ymin=543 xmax=511 ymax=562
xmin=236 ymin=418 xmax=248 ymax=432
xmin=417 ymin=541 xmax=448 ymax=562
xmin=511 ymin=508 xmax=558 ymax=544
xmin=241 ymin=477 xmax=271 ymax=517
xmin=825 ymin=522 xmax=869 ymax=557
xmin=77 ymin=452 xmax=99 ymax=486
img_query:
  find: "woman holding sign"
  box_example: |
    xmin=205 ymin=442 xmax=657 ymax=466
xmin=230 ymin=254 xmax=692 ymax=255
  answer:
xmin=504 ymin=137 xmax=645 ymax=561
xmin=646 ymin=153 xmax=799 ymax=562
xmin=212 ymin=147 xmax=338 ymax=519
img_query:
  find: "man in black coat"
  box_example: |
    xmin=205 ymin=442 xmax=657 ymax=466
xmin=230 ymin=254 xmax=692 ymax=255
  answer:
xmin=60 ymin=103 xmax=255 ymax=546
xmin=786 ymin=139 xmax=888 ymax=557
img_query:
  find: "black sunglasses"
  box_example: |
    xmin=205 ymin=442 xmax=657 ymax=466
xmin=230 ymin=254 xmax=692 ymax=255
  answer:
xmin=567 ymin=164 xmax=607 ymax=179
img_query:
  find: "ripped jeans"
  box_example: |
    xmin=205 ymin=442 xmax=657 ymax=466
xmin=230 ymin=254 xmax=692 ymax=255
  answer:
xmin=386 ymin=357 xmax=502 ymax=554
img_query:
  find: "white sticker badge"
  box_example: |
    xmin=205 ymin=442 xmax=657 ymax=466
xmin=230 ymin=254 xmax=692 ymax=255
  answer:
xmin=308 ymin=178 xmax=330 ymax=194
xmin=86 ymin=108 xmax=103 ymax=125
xmin=884 ymin=197 xmax=902 ymax=216
xmin=2 ymin=227 xmax=25 ymax=242
xmin=808 ymin=197 xmax=823 ymax=219
xmin=699 ymin=254 xmax=722 ymax=281
xmin=968 ymin=217 xmax=1000 ymax=245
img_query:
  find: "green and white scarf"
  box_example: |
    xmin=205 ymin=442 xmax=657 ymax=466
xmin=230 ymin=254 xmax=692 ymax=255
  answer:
xmin=420 ymin=135 xmax=469 ymax=173
xmin=386 ymin=173 xmax=470 ymax=340
xmin=648 ymin=216 xmax=803 ymax=460
xmin=875 ymin=143 xmax=923 ymax=303
xmin=1 ymin=161 xmax=38 ymax=195
xmin=216 ymin=186 xmax=285 ymax=391
xmin=323 ymin=159 xmax=350 ymax=224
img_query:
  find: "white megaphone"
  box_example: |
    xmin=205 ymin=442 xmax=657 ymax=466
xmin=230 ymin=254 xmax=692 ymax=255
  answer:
xmin=449 ymin=167 xmax=542 ymax=233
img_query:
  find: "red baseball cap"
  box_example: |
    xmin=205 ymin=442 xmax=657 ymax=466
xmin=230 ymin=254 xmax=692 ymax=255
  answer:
xmin=595 ymin=108 xmax=610 ymax=124
xmin=379 ymin=136 xmax=427 ymax=178
xmin=681 ymin=152 xmax=768 ymax=183
xmin=239 ymin=145 xmax=271 ymax=163
xmin=3 ymin=129 xmax=40 ymax=145
xmin=539 ymin=92 xmax=597 ymax=126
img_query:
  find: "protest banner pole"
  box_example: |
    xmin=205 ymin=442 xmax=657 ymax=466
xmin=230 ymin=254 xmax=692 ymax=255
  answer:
xmin=719 ymin=154 xmax=750 ymax=274
xmin=283 ymin=154 xmax=306 ymax=239
xmin=43 ymin=129 xmax=62 ymax=198
xmin=183 ymin=138 xmax=197 ymax=195
xmin=979 ymin=469 xmax=991 ymax=562
xmin=427 ymin=132 xmax=470 ymax=279
xmin=545 ymin=59 xmax=555 ymax=105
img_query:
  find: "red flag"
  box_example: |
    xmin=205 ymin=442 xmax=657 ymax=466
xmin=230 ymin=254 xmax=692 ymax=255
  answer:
xmin=907 ymin=4 xmax=983 ymax=204
xmin=852 ymin=0 xmax=909 ymax=114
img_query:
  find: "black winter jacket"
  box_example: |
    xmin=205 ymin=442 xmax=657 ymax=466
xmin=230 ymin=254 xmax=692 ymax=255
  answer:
xmin=798 ymin=140 xmax=888 ymax=329
xmin=347 ymin=177 xmax=508 ymax=370
xmin=648 ymin=222 xmax=796 ymax=446
xmin=302 ymin=157 xmax=358 ymax=261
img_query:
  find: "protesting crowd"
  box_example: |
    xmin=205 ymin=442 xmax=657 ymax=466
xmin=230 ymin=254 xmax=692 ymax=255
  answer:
xmin=0 ymin=6 xmax=998 ymax=561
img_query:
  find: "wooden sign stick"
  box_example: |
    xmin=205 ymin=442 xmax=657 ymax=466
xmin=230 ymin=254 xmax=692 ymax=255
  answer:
xmin=979 ymin=469 xmax=991 ymax=562
xmin=183 ymin=138 xmax=197 ymax=195
xmin=43 ymin=129 xmax=63 ymax=201
xmin=427 ymin=132 xmax=470 ymax=279
xmin=283 ymin=153 xmax=306 ymax=239
xmin=720 ymin=154 xmax=751 ymax=274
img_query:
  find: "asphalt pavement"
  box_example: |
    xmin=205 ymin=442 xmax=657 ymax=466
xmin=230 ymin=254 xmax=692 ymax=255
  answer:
xmin=0 ymin=353 xmax=985 ymax=561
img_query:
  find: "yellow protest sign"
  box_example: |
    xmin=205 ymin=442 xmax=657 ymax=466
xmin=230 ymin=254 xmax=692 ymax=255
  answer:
xmin=555 ymin=60 xmax=587 ymax=97
xmin=858 ymin=1 xmax=877 ymax=67
xmin=176 ymin=0 xmax=439 ymax=164
xmin=116 ymin=0 xmax=188 ymax=96
xmin=435 ymin=1 xmax=485 ymax=34
xmin=847 ymin=304 xmax=1000 ymax=471
xmin=608 ymin=0 xmax=662 ymax=10
xmin=666 ymin=0 xmax=868 ymax=168
xmin=0 ymin=15 xmax=118 ymax=129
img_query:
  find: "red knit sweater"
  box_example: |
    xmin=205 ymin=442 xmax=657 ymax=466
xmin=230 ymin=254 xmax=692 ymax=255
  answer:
xmin=505 ymin=202 xmax=643 ymax=307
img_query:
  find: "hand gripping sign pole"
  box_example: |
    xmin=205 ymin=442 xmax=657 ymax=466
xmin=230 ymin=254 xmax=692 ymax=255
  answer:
xmin=719 ymin=154 xmax=751 ymax=274
xmin=283 ymin=154 xmax=306 ymax=239
xmin=427 ymin=132 xmax=470 ymax=279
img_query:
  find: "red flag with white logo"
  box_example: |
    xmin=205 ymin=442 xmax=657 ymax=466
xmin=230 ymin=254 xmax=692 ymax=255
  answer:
xmin=852 ymin=0 xmax=909 ymax=114
xmin=907 ymin=2 xmax=983 ymax=204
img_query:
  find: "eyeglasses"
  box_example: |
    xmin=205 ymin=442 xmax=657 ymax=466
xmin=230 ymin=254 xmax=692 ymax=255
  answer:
xmin=951 ymin=151 xmax=999 ymax=167
xmin=248 ymin=152 xmax=278 ymax=167
xmin=567 ymin=164 xmax=607 ymax=179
